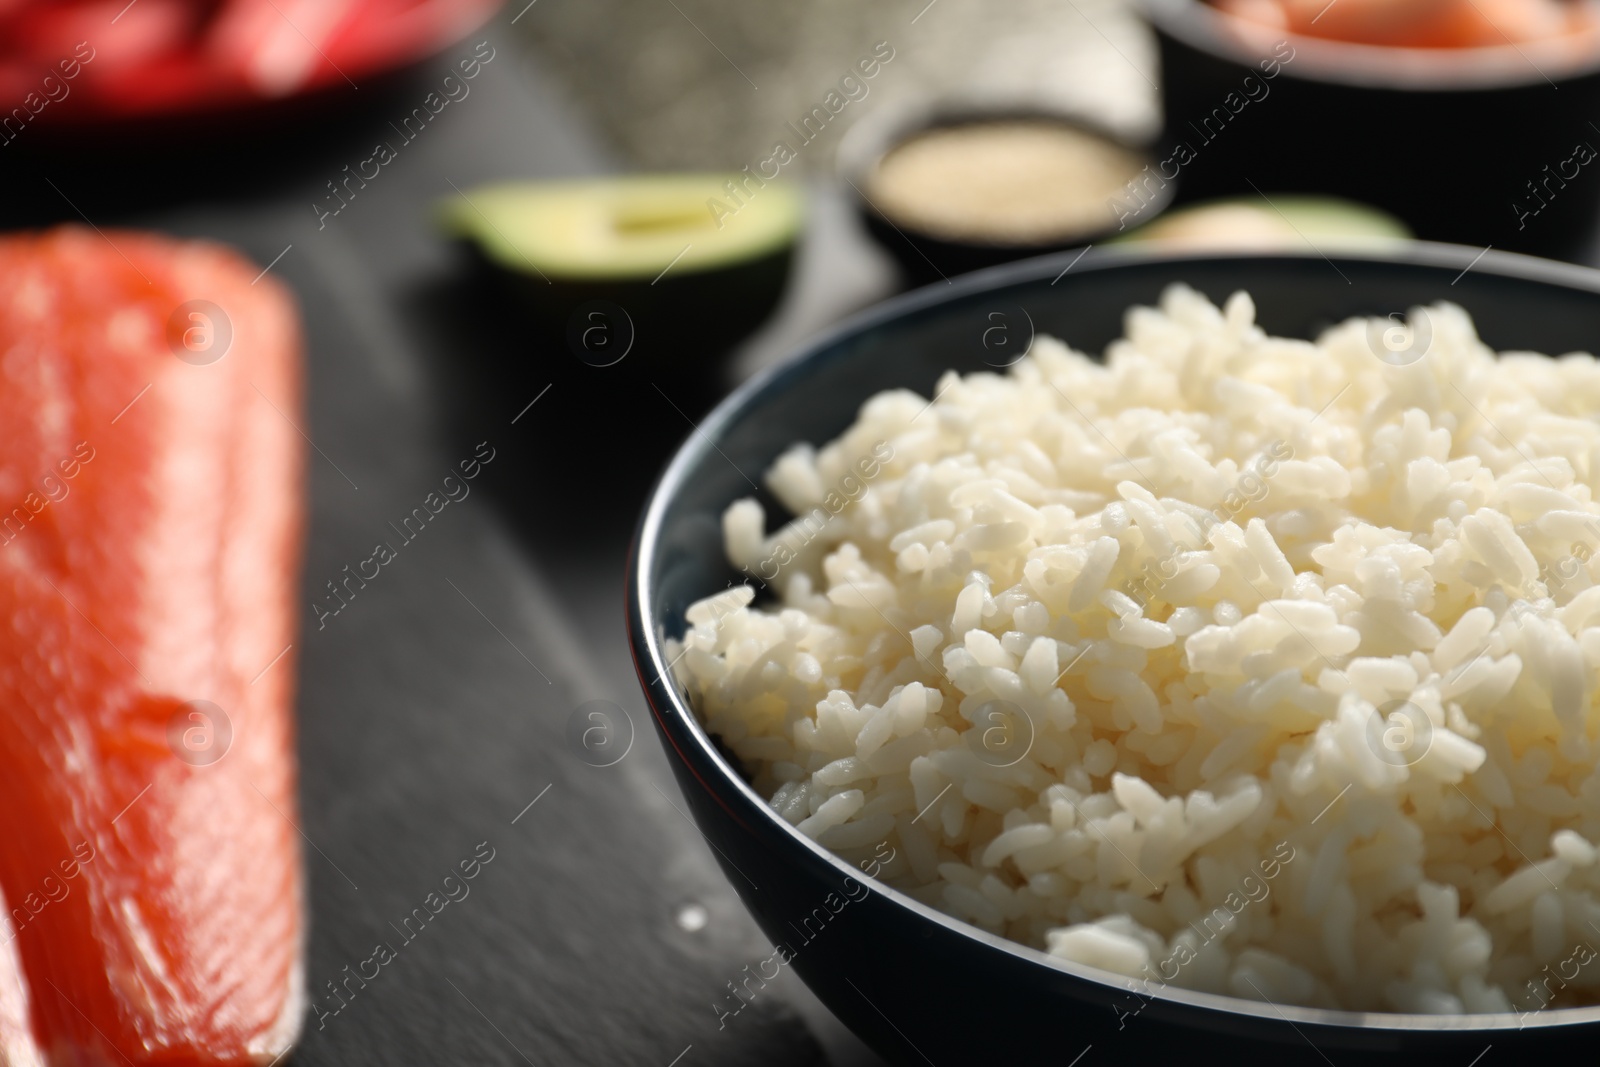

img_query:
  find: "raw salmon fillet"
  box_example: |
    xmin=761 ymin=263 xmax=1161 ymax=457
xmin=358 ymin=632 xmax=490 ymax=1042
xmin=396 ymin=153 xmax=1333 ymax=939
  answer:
xmin=0 ymin=227 xmax=306 ymax=1064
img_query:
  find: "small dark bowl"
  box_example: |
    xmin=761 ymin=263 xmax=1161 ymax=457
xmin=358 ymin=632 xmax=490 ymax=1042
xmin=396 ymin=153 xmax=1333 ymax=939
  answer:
xmin=629 ymin=243 xmax=1600 ymax=1065
xmin=838 ymin=104 xmax=1174 ymax=287
xmin=1138 ymin=0 xmax=1600 ymax=261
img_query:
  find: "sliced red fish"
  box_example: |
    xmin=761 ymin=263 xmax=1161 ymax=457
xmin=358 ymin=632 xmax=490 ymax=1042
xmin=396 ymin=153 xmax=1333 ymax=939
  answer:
xmin=0 ymin=226 xmax=305 ymax=1065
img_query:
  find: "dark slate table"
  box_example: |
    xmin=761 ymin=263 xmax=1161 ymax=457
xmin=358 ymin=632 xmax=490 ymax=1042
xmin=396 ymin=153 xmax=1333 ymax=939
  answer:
xmin=1 ymin=11 xmax=898 ymax=1066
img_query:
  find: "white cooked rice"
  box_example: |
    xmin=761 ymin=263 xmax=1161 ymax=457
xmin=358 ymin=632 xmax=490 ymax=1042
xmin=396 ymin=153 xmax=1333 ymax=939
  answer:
xmin=670 ymin=285 xmax=1600 ymax=1014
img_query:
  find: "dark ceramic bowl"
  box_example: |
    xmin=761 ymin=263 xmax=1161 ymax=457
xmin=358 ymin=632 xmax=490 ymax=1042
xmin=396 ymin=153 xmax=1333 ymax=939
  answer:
xmin=1137 ymin=0 xmax=1600 ymax=262
xmin=837 ymin=103 xmax=1173 ymax=287
xmin=454 ymin=234 xmax=794 ymax=414
xmin=628 ymin=243 xmax=1600 ymax=1065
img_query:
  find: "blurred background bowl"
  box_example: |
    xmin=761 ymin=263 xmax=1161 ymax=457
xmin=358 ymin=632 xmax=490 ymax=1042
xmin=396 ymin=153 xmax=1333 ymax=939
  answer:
xmin=0 ymin=0 xmax=501 ymax=226
xmin=631 ymin=242 xmax=1600 ymax=1065
xmin=1137 ymin=0 xmax=1600 ymax=262
xmin=838 ymin=102 xmax=1173 ymax=287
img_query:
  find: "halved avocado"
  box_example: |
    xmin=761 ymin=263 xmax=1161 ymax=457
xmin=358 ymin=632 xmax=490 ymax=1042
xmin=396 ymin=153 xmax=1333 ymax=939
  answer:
xmin=1116 ymin=196 xmax=1410 ymax=251
xmin=441 ymin=175 xmax=802 ymax=403
xmin=444 ymin=176 xmax=801 ymax=280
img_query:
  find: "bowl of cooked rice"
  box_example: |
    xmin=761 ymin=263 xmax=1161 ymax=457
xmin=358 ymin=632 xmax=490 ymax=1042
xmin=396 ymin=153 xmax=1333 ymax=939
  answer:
xmin=628 ymin=243 xmax=1600 ymax=1063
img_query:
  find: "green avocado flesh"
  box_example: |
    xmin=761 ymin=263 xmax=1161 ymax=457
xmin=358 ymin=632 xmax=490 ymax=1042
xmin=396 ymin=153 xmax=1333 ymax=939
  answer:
xmin=1118 ymin=196 xmax=1411 ymax=249
xmin=441 ymin=175 xmax=803 ymax=281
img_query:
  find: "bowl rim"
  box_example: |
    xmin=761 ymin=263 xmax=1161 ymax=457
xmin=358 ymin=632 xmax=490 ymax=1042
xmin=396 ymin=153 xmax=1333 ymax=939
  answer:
xmin=1137 ymin=0 xmax=1600 ymax=90
xmin=628 ymin=239 xmax=1600 ymax=1036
